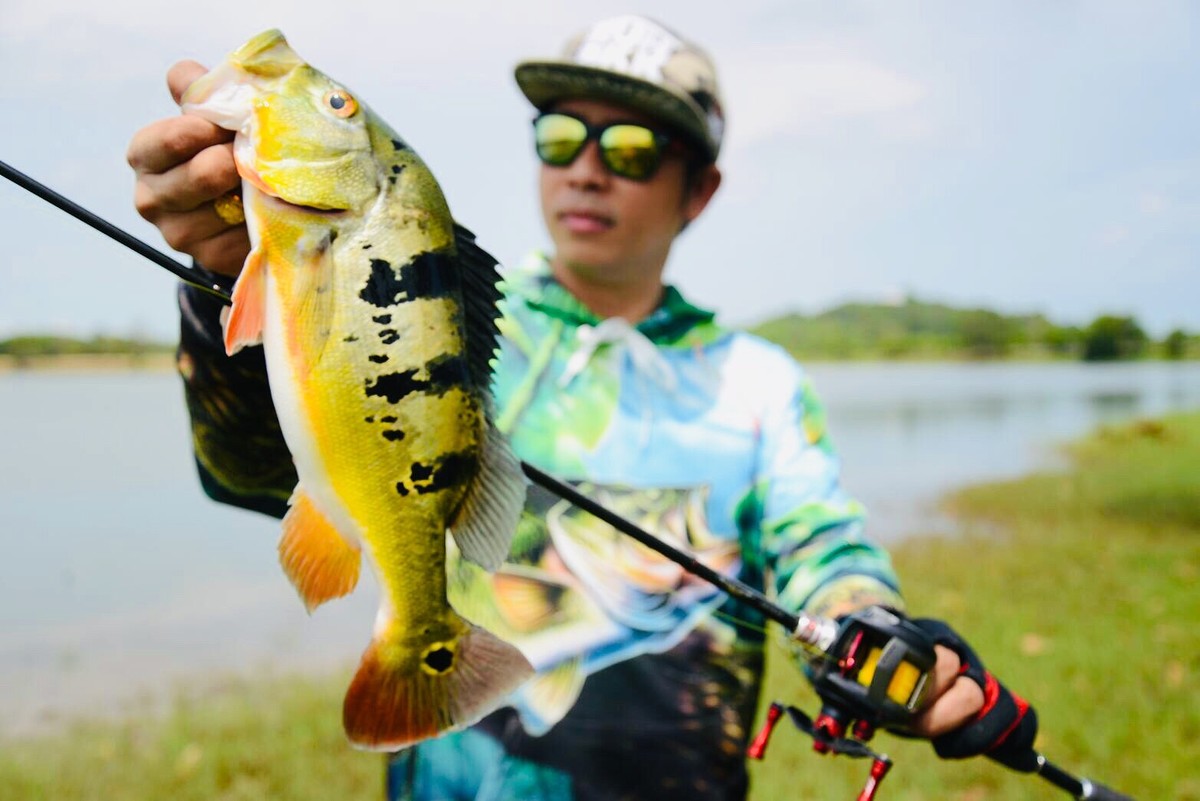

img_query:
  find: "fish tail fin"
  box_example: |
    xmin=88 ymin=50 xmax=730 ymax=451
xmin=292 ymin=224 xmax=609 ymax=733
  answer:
xmin=342 ymin=614 xmax=533 ymax=751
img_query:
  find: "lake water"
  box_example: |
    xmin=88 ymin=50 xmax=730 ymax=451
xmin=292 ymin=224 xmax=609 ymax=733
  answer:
xmin=2 ymin=361 xmax=1199 ymax=735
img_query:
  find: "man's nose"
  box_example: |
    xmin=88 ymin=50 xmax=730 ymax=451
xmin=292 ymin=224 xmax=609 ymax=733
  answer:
xmin=564 ymin=141 xmax=611 ymax=190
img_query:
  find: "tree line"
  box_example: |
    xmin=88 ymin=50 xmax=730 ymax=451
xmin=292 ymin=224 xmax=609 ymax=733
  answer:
xmin=0 ymin=335 xmax=173 ymax=359
xmin=750 ymin=297 xmax=1197 ymax=361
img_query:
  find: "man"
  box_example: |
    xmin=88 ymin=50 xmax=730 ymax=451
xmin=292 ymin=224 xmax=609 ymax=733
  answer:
xmin=128 ymin=15 xmax=1034 ymax=800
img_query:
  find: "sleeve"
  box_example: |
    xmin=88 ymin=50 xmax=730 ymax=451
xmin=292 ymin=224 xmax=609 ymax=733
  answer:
xmin=176 ymin=280 xmax=295 ymax=519
xmin=754 ymin=363 xmax=904 ymax=621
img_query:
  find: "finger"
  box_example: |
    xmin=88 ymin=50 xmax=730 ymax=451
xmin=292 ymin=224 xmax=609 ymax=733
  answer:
xmin=190 ymin=226 xmax=253 ymax=278
xmin=128 ymin=114 xmax=233 ymax=176
xmin=135 ymin=141 xmax=240 ymax=218
xmin=910 ymin=674 xmax=985 ymax=737
xmin=168 ymin=60 xmax=210 ymax=106
xmin=926 ymin=644 xmax=962 ymax=701
xmin=157 ymin=203 xmax=244 ymax=252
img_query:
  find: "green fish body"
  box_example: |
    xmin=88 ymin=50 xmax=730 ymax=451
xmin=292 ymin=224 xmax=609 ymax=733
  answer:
xmin=182 ymin=29 xmax=531 ymax=751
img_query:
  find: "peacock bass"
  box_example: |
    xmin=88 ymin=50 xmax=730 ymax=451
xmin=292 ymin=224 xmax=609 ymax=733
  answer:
xmin=181 ymin=29 xmax=532 ymax=751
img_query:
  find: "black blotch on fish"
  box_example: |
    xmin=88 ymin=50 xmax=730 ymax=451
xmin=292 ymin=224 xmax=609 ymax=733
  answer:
xmin=365 ymin=416 xmax=375 ymax=423
xmin=391 ymin=165 xmax=404 ymax=175
xmin=373 ymin=314 xmax=392 ymax=324
xmin=360 ymin=259 xmax=403 ymax=308
xmin=424 ymin=647 xmax=454 ymax=673
xmin=411 ymin=451 xmax=474 ymax=495
xmin=381 ymin=416 xmax=397 ymax=423
xmin=389 ymin=176 xmax=397 ymax=186
xmin=426 ymin=354 xmax=468 ymax=389
xmin=382 ymin=430 xmax=406 ymax=442
xmin=343 ymin=335 xmax=359 ymax=343
xmin=400 ymin=252 xmax=458 ymax=300
xmin=360 ymin=253 xmax=461 ymax=308
xmin=363 ymin=244 xmax=372 ymax=250
xmin=378 ymin=329 xmax=400 ymax=345
xmin=365 ymin=370 xmax=426 ymax=404
xmin=395 ymin=481 xmax=409 ymax=497
xmin=391 ymin=139 xmax=408 ymax=151
xmin=369 ymin=354 xmax=389 ymax=364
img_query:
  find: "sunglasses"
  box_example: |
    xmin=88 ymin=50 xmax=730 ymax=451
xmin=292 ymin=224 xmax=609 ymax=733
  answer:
xmin=532 ymin=112 xmax=673 ymax=181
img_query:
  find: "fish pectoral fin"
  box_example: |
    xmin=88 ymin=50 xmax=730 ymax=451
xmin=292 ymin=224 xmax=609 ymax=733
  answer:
xmin=514 ymin=657 xmax=587 ymax=736
xmin=342 ymin=616 xmax=533 ymax=752
xmin=448 ymin=419 xmax=527 ymax=571
xmin=290 ymin=237 xmax=337 ymax=377
xmin=223 ymin=246 xmax=267 ymax=355
xmin=278 ymin=490 xmax=361 ymax=612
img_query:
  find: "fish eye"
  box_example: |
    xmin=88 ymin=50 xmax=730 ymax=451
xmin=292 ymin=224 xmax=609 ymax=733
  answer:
xmin=324 ymin=90 xmax=358 ymax=118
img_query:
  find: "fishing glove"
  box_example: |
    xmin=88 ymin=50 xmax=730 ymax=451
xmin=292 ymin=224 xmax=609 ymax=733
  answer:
xmin=909 ymin=618 xmax=1040 ymax=772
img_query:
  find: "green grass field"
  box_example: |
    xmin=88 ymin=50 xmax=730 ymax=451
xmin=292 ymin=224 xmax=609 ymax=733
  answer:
xmin=2 ymin=413 xmax=1197 ymax=800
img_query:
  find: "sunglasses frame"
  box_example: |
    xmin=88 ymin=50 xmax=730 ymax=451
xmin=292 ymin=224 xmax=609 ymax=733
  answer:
xmin=532 ymin=111 xmax=674 ymax=182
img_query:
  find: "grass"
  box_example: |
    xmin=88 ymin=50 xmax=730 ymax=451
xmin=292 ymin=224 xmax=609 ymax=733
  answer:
xmin=2 ymin=412 xmax=1198 ymax=799
xmin=750 ymin=411 xmax=1200 ymax=800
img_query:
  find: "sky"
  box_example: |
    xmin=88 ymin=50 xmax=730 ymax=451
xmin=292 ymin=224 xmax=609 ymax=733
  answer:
xmin=1 ymin=0 xmax=1196 ymax=341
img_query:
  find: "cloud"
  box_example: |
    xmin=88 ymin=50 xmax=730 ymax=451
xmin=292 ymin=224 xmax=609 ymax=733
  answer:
xmin=1098 ymin=224 xmax=1131 ymax=247
xmin=1139 ymin=191 xmax=1168 ymax=215
xmin=723 ymin=42 xmax=928 ymax=148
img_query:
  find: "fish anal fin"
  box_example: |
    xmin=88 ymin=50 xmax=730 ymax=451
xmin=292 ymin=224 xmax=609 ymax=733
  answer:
xmin=278 ymin=491 xmax=361 ymax=612
xmin=448 ymin=420 xmax=526 ymax=571
xmin=343 ymin=618 xmax=533 ymax=752
xmin=223 ymin=246 xmax=267 ymax=355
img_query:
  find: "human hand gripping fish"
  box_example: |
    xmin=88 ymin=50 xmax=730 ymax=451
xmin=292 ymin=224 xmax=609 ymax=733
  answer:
xmin=180 ymin=29 xmax=532 ymax=751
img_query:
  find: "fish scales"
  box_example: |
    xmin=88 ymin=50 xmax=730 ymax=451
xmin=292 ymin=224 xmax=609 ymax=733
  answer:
xmin=182 ymin=29 xmax=531 ymax=751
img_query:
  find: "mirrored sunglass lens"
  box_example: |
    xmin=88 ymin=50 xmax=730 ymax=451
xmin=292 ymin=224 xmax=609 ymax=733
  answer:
xmin=534 ymin=114 xmax=588 ymax=166
xmin=599 ymin=125 xmax=661 ymax=179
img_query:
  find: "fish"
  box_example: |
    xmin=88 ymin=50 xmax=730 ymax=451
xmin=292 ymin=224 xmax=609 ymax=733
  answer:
xmin=180 ymin=29 xmax=532 ymax=751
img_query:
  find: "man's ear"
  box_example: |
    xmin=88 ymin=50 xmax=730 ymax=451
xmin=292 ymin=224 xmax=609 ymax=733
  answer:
xmin=682 ymin=164 xmax=722 ymax=226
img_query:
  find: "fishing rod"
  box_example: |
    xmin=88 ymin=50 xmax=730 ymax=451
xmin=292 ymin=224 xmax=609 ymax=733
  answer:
xmin=1 ymin=158 xmax=1134 ymax=800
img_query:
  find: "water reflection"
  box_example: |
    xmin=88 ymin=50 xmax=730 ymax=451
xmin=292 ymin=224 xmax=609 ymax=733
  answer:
xmin=1 ymin=361 xmax=1199 ymax=732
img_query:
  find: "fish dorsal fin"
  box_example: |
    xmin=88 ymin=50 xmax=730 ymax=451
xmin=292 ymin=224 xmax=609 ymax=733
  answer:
xmin=452 ymin=223 xmax=505 ymax=395
xmin=448 ymin=415 xmax=527 ymax=571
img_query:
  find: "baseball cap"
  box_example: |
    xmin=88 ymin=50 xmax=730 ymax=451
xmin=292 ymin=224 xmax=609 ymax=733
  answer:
xmin=514 ymin=15 xmax=725 ymax=161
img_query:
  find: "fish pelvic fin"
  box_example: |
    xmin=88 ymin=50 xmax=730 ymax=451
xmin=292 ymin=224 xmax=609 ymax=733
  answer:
xmin=448 ymin=417 xmax=527 ymax=571
xmin=223 ymin=246 xmax=267 ymax=355
xmin=342 ymin=617 xmax=533 ymax=752
xmin=278 ymin=490 xmax=361 ymax=612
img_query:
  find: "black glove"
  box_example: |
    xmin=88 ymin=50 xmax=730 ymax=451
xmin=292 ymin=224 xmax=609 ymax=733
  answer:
xmin=910 ymin=618 xmax=1040 ymax=773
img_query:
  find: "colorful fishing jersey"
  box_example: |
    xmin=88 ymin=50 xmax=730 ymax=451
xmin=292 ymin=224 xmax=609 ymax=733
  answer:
xmin=175 ymin=253 xmax=903 ymax=801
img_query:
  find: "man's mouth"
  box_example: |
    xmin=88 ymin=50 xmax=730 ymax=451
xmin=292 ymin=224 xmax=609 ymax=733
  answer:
xmin=558 ymin=209 xmax=615 ymax=234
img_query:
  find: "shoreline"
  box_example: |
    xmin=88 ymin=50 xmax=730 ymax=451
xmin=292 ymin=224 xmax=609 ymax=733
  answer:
xmin=0 ymin=352 xmax=177 ymax=373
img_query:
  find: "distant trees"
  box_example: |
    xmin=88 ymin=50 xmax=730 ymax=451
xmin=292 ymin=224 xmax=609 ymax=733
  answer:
xmin=750 ymin=299 xmax=1192 ymax=362
xmin=1164 ymin=329 xmax=1189 ymax=360
xmin=1081 ymin=316 xmax=1148 ymax=361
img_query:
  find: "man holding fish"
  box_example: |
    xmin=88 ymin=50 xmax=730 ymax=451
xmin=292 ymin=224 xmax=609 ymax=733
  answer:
xmin=128 ymin=15 xmax=1035 ymax=801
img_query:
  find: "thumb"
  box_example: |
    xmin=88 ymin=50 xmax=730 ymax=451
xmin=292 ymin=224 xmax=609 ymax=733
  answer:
xmin=167 ymin=60 xmax=210 ymax=106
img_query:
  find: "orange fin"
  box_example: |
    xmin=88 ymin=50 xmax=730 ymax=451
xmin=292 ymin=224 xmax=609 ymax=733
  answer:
xmin=278 ymin=490 xmax=361 ymax=612
xmin=342 ymin=619 xmax=533 ymax=752
xmin=223 ymin=246 xmax=267 ymax=355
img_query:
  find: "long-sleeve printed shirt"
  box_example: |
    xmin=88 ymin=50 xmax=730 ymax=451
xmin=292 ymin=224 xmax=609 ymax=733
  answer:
xmin=176 ymin=252 xmax=903 ymax=800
